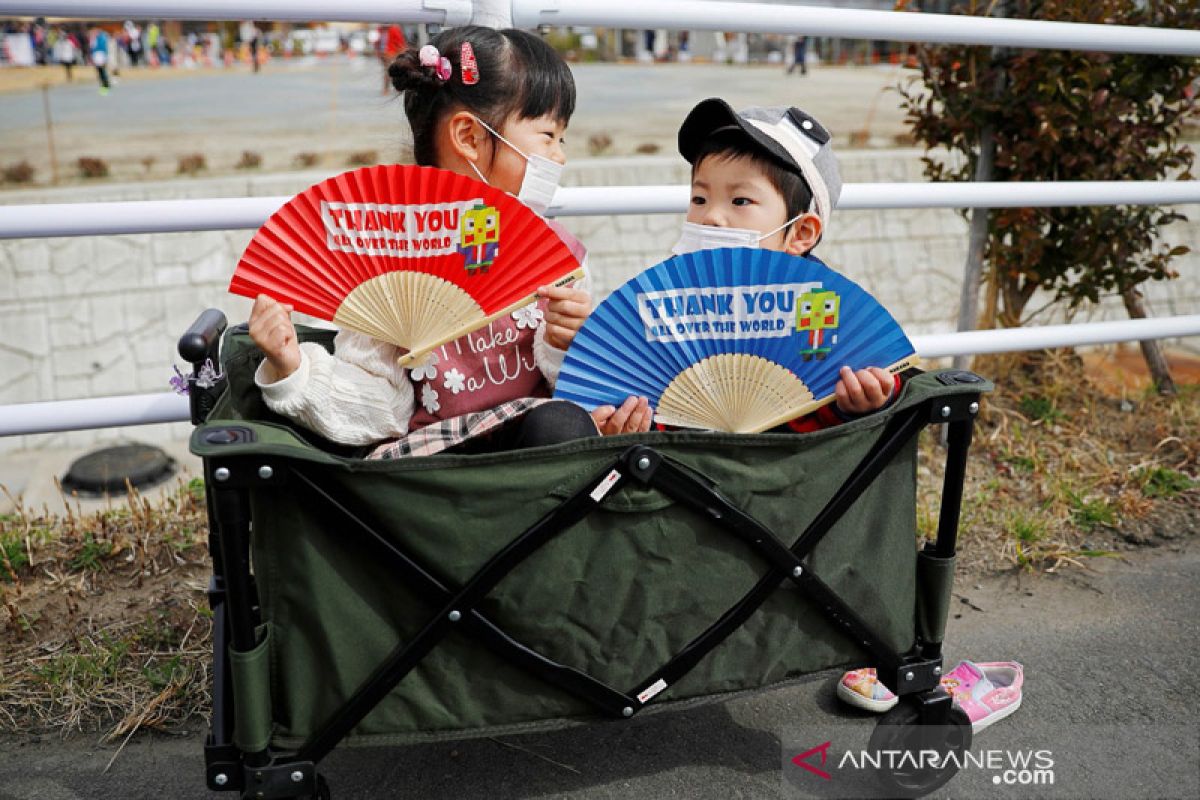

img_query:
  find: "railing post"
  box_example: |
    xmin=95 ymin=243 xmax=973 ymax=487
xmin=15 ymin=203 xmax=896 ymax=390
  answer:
xmin=469 ymin=0 xmax=513 ymax=27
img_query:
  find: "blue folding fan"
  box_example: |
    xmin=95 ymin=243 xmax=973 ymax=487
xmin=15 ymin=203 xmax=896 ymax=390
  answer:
xmin=553 ymin=248 xmax=918 ymax=433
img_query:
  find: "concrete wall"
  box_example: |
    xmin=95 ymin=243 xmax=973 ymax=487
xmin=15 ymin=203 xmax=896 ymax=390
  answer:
xmin=2 ymin=150 xmax=1198 ymax=454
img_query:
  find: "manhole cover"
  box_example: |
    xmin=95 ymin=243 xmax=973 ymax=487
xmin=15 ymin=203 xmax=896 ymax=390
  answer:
xmin=60 ymin=444 xmax=177 ymax=496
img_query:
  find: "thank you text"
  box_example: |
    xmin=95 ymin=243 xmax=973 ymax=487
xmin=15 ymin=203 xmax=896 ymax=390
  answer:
xmin=638 ymin=282 xmax=819 ymax=343
xmin=321 ymin=199 xmax=482 ymax=257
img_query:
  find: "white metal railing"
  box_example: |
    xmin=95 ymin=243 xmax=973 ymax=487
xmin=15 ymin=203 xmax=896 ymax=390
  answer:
xmin=0 ymin=1 xmax=470 ymax=25
xmin=4 ymin=182 xmax=1200 ymax=240
xmin=3 ymin=0 xmax=1199 ymax=56
xmin=513 ymin=0 xmax=1200 ymax=56
xmin=1 ymin=393 xmax=191 ymax=437
xmin=3 ymin=315 xmax=1199 ymax=436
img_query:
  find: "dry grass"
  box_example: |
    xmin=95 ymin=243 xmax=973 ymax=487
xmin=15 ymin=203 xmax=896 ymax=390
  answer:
xmin=1 ymin=479 xmax=212 ymax=738
xmin=917 ymin=350 xmax=1199 ymax=574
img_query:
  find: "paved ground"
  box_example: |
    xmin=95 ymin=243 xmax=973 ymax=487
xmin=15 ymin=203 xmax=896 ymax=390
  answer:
xmin=0 ymin=58 xmax=914 ymax=185
xmin=1 ymin=534 xmax=1195 ymax=800
xmin=0 ymin=438 xmax=202 ymax=515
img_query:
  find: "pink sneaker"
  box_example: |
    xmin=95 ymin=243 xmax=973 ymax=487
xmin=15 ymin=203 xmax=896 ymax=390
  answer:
xmin=938 ymin=661 xmax=1023 ymax=732
xmin=836 ymin=661 xmax=1024 ymax=730
xmin=837 ymin=668 xmax=899 ymax=712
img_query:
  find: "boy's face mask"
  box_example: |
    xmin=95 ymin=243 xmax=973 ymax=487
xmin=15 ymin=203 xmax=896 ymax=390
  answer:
xmin=670 ymin=215 xmax=803 ymax=256
xmin=467 ymin=116 xmax=564 ymax=215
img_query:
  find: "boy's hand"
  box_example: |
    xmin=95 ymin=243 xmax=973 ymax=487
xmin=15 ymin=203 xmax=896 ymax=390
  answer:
xmin=538 ymin=284 xmax=591 ymax=351
xmin=591 ymin=396 xmax=653 ymax=435
xmin=248 ymin=294 xmax=301 ymax=379
xmin=834 ymin=366 xmax=895 ymax=415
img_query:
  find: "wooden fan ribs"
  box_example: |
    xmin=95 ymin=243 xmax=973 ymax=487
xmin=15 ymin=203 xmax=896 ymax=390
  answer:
xmin=657 ymin=354 xmax=815 ymax=433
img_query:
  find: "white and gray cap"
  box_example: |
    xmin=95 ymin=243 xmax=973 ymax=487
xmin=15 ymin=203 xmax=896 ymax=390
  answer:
xmin=678 ymin=98 xmax=842 ymax=230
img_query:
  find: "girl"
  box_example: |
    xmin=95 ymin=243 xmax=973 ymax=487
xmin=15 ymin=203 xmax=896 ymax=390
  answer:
xmin=249 ymin=26 xmax=651 ymax=458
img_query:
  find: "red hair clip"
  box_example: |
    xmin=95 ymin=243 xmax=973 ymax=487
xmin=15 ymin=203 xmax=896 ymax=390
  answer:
xmin=461 ymin=42 xmax=480 ymax=85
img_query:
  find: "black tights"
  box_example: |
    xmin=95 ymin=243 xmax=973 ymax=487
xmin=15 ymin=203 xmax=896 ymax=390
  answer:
xmin=450 ymin=401 xmax=598 ymax=454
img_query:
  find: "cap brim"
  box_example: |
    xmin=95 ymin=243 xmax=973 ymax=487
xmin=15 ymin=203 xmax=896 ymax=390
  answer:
xmin=677 ymin=98 xmax=800 ymax=176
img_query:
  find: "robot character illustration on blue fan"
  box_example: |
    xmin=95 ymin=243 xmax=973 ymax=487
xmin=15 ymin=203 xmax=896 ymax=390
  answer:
xmin=796 ymin=288 xmax=840 ymax=361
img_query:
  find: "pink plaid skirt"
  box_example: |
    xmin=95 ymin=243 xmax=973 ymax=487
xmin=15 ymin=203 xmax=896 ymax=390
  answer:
xmin=367 ymin=398 xmax=552 ymax=459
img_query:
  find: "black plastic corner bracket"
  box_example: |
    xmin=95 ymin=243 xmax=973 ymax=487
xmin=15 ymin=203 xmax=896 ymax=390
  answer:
xmin=204 ymin=742 xmax=243 ymax=791
xmin=929 ymin=394 xmax=982 ymax=424
xmin=238 ymin=761 xmax=317 ymax=799
xmin=208 ymin=458 xmax=284 ymax=489
xmin=887 ymin=658 xmax=945 ymax=697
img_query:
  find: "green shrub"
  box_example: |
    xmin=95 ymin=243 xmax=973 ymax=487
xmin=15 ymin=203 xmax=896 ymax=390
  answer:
xmin=1137 ymin=467 xmax=1195 ymax=499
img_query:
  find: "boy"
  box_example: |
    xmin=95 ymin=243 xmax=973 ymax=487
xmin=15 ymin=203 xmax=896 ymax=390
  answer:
xmin=675 ymin=98 xmax=899 ymax=430
xmin=678 ymin=99 xmax=908 ymax=711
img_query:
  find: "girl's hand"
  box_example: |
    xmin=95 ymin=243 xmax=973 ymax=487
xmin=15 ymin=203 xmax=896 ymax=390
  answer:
xmin=249 ymin=294 xmax=301 ymax=379
xmin=834 ymin=366 xmax=895 ymax=415
xmin=538 ymin=284 xmax=591 ymax=351
xmin=591 ymin=396 xmax=653 ymax=435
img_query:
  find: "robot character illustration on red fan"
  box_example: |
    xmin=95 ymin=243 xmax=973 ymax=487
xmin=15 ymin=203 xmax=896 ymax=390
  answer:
xmin=458 ymin=203 xmax=500 ymax=274
xmin=796 ymin=287 xmax=840 ymax=361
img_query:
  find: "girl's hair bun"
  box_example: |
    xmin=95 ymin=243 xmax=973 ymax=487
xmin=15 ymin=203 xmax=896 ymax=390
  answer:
xmin=388 ymin=49 xmax=441 ymax=94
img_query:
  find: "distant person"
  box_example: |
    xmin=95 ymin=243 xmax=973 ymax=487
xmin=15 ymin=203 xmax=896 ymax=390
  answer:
xmin=147 ymin=21 xmax=170 ymax=67
xmin=712 ymin=31 xmax=729 ymax=64
xmin=185 ymin=31 xmax=200 ymax=67
xmin=52 ymin=28 xmax=79 ymax=82
xmin=250 ymin=23 xmax=262 ymax=72
xmin=787 ymin=35 xmax=808 ymax=76
xmin=89 ymin=25 xmax=111 ymax=95
xmin=123 ymin=20 xmax=143 ymax=68
xmin=378 ymin=23 xmax=407 ymax=94
xmin=32 ymin=17 xmax=47 ymax=65
xmin=206 ymin=32 xmax=221 ymax=67
xmin=240 ymin=20 xmax=262 ymax=73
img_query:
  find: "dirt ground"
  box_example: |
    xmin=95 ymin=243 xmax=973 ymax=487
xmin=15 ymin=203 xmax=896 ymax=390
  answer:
xmin=0 ymin=62 xmax=232 ymax=94
xmin=1081 ymin=343 xmax=1200 ymax=393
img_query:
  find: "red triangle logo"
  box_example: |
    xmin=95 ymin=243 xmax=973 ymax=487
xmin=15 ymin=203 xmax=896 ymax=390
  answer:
xmin=791 ymin=740 xmax=833 ymax=780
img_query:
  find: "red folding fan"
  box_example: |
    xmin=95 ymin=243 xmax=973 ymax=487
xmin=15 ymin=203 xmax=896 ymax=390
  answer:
xmin=229 ymin=164 xmax=584 ymax=367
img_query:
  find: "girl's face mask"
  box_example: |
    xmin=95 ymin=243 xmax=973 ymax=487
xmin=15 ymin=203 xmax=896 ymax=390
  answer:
xmin=670 ymin=215 xmax=801 ymax=256
xmin=467 ymin=117 xmax=564 ymax=215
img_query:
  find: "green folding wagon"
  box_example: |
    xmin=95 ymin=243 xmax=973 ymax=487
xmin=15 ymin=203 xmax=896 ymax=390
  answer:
xmin=178 ymin=308 xmax=991 ymax=799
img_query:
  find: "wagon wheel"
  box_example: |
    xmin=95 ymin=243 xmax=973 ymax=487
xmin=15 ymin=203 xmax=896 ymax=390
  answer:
xmin=868 ymin=702 xmax=972 ymax=798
